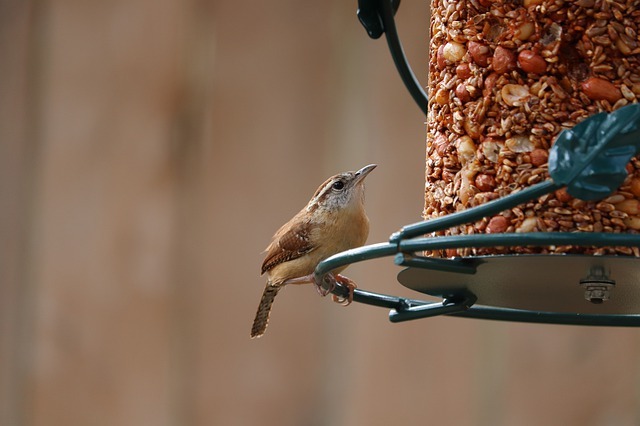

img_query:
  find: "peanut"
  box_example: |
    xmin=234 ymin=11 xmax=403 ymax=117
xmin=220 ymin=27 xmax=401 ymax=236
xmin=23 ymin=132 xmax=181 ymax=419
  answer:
xmin=455 ymin=83 xmax=471 ymax=103
xmin=530 ymin=149 xmax=548 ymax=166
xmin=443 ymin=42 xmax=466 ymax=62
xmin=468 ymin=41 xmax=490 ymax=66
xmin=554 ymin=188 xmax=572 ymax=203
xmin=501 ymin=84 xmax=530 ymax=106
xmin=433 ymin=133 xmax=450 ymax=157
xmin=516 ymin=217 xmax=538 ymax=233
xmin=486 ymin=215 xmax=508 ymax=233
xmin=456 ymin=136 xmax=476 ymax=164
xmin=483 ymin=72 xmax=499 ymax=95
xmin=434 ymin=88 xmax=450 ymax=105
xmin=581 ymin=77 xmax=623 ymax=103
xmin=515 ymin=22 xmax=535 ymax=41
xmin=506 ymin=135 xmax=534 ymax=153
xmin=482 ymin=139 xmax=503 ymax=163
xmin=475 ymin=173 xmax=496 ymax=191
xmin=455 ymin=63 xmax=472 ymax=79
xmin=492 ymin=46 xmax=516 ymax=74
xmin=518 ymin=50 xmax=547 ymax=74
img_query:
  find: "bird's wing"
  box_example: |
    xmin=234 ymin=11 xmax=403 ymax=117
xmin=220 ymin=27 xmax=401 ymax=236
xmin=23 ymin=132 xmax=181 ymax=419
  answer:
xmin=261 ymin=218 xmax=316 ymax=274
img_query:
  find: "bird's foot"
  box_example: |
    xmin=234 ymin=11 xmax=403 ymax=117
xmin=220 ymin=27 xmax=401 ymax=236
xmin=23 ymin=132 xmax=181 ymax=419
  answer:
xmin=331 ymin=274 xmax=357 ymax=306
xmin=314 ymin=273 xmax=336 ymax=297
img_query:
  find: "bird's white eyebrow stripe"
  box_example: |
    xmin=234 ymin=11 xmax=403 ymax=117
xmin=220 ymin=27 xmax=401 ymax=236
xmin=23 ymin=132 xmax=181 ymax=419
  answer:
xmin=307 ymin=182 xmax=332 ymax=211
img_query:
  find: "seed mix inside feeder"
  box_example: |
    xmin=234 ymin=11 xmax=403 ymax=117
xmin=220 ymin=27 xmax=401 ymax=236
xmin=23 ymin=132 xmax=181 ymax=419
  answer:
xmin=426 ymin=0 xmax=640 ymax=256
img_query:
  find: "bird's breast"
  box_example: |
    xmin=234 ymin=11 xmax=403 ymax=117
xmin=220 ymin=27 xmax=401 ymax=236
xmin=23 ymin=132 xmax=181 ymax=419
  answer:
xmin=313 ymin=206 xmax=369 ymax=256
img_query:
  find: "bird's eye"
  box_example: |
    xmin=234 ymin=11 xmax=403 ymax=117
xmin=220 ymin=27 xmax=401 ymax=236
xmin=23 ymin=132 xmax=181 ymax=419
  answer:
xmin=332 ymin=180 xmax=345 ymax=190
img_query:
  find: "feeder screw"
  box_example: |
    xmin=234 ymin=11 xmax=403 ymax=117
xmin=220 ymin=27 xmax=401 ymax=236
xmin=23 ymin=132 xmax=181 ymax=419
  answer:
xmin=579 ymin=265 xmax=615 ymax=304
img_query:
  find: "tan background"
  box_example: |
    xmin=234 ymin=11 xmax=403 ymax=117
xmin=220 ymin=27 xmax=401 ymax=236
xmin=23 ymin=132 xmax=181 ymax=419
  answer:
xmin=3 ymin=0 xmax=640 ymax=425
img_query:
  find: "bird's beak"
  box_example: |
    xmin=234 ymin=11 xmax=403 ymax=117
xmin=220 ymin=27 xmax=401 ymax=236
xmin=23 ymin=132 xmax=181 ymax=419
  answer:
xmin=353 ymin=164 xmax=377 ymax=185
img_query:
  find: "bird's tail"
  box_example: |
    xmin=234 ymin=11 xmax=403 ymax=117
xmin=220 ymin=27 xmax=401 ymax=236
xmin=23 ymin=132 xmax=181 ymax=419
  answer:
xmin=251 ymin=284 xmax=281 ymax=338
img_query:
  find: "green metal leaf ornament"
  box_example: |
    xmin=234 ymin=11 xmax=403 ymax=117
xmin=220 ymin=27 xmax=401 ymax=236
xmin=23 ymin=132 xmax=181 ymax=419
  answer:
xmin=548 ymin=103 xmax=640 ymax=201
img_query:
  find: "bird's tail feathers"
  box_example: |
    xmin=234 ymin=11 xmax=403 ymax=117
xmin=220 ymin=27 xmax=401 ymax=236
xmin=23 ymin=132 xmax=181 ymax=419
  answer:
xmin=251 ymin=284 xmax=281 ymax=338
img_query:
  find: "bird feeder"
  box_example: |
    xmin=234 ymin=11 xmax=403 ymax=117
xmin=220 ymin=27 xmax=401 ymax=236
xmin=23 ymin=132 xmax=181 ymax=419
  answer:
xmin=314 ymin=0 xmax=640 ymax=326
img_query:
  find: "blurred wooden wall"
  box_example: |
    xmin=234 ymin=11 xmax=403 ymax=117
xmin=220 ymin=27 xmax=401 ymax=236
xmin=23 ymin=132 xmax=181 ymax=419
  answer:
xmin=3 ymin=1 xmax=640 ymax=425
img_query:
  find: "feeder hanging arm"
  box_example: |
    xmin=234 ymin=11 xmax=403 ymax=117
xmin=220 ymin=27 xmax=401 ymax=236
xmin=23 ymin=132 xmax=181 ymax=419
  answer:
xmin=357 ymin=0 xmax=428 ymax=114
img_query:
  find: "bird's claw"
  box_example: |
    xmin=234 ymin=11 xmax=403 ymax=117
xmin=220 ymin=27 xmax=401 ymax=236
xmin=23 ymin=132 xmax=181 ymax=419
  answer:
xmin=331 ymin=274 xmax=357 ymax=306
xmin=314 ymin=273 xmax=335 ymax=297
xmin=314 ymin=273 xmax=357 ymax=306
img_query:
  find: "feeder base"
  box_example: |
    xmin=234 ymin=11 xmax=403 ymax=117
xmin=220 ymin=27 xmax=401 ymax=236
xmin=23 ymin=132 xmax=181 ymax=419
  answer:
xmin=397 ymin=255 xmax=640 ymax=315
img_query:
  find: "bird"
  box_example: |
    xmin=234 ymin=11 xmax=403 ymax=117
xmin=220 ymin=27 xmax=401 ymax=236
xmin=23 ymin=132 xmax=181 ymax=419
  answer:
xmin=251 ymin=164 xmax=376 ymax=338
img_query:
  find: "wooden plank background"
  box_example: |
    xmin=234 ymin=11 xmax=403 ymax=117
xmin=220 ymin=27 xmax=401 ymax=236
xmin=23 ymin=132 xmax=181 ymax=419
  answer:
xmin=2 ymin=0 xmax=640 ymax=425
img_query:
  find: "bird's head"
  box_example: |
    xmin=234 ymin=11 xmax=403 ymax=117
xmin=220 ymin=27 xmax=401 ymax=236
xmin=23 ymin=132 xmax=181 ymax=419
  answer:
xmin=306 ymin=164 xmax=376 ymax=213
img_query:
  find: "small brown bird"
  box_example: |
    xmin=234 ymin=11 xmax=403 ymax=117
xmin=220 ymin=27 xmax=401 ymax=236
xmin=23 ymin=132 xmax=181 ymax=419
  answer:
xmin=251 ymin=164 xmax=376 ymax=338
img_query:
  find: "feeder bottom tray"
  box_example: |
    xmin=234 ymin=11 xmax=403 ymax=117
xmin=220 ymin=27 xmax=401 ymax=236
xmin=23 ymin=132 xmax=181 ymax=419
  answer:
xmin=397 ymin=255 xmax=640 ymax=315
